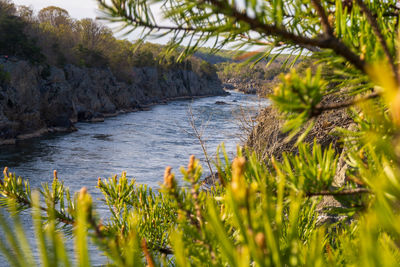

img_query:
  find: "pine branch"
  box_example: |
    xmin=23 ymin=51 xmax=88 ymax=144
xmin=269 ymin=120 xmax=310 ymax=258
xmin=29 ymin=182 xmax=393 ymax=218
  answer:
xmin=206 ymin=0 xmax=366 ymax=71
xmin=98 ymin=0 xmax=197 ymax=32
xmin=1 ymin=190 xmax=75 ymax=225
xmin=355 ymin=0 xmax=399 ymax=84
xmin=311 ymin=0 xmax=333 ymax=36
xmin=99 ymin=0 xmax=366 ymax=71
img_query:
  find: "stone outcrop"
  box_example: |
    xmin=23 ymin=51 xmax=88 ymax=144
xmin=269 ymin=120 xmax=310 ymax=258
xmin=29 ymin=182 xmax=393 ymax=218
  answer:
xmin=222 ymin=78 xmax=262 ymax=95
xmin=246 ymin=94 xmax=355 ymax=224
xmin=0 ymin=60 xmax=225 ymax=144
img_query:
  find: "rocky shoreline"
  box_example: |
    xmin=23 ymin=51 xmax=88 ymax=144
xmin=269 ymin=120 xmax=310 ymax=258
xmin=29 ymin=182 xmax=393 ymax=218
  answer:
xmin=0 ymin=60 xmax=226 ymax=145
xmin=222 ymin=78 xmax=262 ymax=95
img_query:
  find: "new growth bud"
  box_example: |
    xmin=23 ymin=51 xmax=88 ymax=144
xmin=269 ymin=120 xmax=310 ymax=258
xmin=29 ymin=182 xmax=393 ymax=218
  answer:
xmin=231 ymin=157 xmax=247 ymax=201
xmin=79 ymin=187 xmax=88 ymax=199
xmin=188 ymin=155 xmax=195 ymax=173
xmin=328 ymin=14 xmax=334 ymax=26
xmin=163 ymin=166 xmax=175 ymax=189
xmin=78 ymin=186 xmax=92 ymax=211
xmin=284 ymin=73 xmax=292 ymax=83
xmin=3 ymin=166 xmax=8 ymax=176
xmin=255 ymin=232 xmax=266 ymax=249
xmin=360 ymin=45 xmax=367 ymax=61
xmin=273 ymin=86 xmax=281 ymax=96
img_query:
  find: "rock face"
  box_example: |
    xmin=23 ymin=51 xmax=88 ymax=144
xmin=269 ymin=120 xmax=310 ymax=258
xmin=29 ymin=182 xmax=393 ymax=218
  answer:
xmin=0 ymin=60 xmax=225 ymax=144
xmin=222 ymin=78 xmax=262 ymax=95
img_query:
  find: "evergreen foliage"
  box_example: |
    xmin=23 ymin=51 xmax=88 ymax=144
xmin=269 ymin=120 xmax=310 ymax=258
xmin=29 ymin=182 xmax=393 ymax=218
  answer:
xmin=2 ymin=0 xmax=400 ymax=266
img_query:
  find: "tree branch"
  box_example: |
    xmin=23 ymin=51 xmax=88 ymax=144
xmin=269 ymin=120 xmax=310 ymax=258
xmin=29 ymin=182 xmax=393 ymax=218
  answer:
xmin=100 ymin=0 xmax=366 ymax=72
xmin=98 ymin=0 xmax=198 ymax=32
xmin=187 ymin=107 xmax=215 ymax=183
xmin=311 ymin=0 xmax=333 ymax=36
xmin=206 ymin=0 xmax=365 ymax=71
xmin=2 ymin=189 xmax=174 ymax=255
xmin=355 ymin=0 xmax=399 ymax=84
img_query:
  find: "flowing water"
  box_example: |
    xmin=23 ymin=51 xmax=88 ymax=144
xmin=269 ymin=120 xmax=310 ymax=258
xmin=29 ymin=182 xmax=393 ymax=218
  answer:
xmin=0 ymin=91 xmax=268 ymax=265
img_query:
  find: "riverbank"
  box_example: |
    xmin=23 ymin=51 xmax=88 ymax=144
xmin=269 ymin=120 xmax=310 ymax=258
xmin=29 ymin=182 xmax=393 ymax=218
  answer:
xmin=0 ymin=60 xmax=226 ymax=145
xmin=0 ymin=91 xmax=266 ymax=188
xmin=222 ymin=79 xmax=263 ymax=95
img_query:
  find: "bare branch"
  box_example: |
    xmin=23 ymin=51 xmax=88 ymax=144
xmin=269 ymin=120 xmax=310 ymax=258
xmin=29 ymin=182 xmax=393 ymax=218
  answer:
xmin=187 ymin=106 xmax=216 ymax=183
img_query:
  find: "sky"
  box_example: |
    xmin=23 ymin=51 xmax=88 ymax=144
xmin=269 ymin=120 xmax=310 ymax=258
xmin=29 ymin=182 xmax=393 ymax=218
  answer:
xmin=13 ymin=0 xmax=99 ymax=19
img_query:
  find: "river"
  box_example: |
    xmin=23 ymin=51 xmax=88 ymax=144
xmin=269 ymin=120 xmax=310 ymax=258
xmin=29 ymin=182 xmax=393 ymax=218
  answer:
xmin=0 ymin=91 xmax=268 ymax=265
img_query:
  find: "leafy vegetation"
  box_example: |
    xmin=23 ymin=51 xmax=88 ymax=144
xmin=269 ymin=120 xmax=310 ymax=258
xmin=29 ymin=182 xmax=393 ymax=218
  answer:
xmin=0 ymin=0 xmax=217 ymax=82
xmin=2 ymin=0 xmax=400 ymax=266
xmin=217 ymin=59 xmax=284 ymax=82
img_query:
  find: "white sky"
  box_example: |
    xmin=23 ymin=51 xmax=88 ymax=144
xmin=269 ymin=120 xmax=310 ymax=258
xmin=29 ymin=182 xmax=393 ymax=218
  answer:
xmin=13 ymin=0 xmax=99 ymax=19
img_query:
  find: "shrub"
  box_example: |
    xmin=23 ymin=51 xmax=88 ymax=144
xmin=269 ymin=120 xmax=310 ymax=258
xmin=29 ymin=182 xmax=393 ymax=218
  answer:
xmin=0 ymin=1 xmax=44 ymax=63
xmin=0 ymin=139 xmax=396 ymax=266
xmin=0 ymin=65 xmax=10 ymax=85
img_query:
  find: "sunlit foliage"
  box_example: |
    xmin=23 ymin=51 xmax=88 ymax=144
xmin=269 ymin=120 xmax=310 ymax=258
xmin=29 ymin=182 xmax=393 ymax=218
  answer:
xmin=2 ymin=0 xmax=400 ymax=266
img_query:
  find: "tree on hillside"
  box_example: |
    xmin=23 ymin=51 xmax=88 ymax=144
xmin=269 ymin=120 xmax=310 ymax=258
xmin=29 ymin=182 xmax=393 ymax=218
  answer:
xmin=0 ymin=0 xmax=15 ymax=15
xmin=75 ymin=18 xmax=111 ymax=51
xmin=16 ymin=5 xmax=34 ymax=22
xmin=3 ymin=1 xmax=400 ymax=266
xmin=38 ymin=6 xmax=70 ymax=27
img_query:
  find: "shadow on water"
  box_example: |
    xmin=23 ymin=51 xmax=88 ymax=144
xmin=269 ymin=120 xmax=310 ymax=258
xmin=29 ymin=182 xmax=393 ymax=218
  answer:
xmin=0 ymin=132 xmax=71 ymax=168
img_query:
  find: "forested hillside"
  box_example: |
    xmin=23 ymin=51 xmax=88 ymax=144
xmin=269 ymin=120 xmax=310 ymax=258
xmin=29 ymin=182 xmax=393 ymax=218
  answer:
xmin=0 ymin=0 xmax=225 ymax=144
xmin=0 ymin=0 xmax=217 ymax=82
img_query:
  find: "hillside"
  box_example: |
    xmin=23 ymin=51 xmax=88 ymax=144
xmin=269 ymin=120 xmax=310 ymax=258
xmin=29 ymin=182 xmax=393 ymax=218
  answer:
xmin=0 ymin=1 xmax=225 ymax=144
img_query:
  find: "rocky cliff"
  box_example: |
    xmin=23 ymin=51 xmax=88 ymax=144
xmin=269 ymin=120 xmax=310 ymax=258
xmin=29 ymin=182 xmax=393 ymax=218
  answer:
xmin=222 ymin=78 xmax=263 ymax=95
xmin=0 ymin=60 xmax=225 ymax=144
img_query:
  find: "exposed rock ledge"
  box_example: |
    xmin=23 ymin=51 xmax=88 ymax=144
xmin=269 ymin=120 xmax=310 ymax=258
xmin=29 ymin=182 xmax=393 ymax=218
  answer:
xmin=0 ymin=60 xmax=226 ymax=144
xmin=222 ymin=78 xmax=264 ymax=95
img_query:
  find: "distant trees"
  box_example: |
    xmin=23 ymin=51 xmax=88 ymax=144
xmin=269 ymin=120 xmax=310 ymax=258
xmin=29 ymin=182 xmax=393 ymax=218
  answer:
xmin=0 ymin=0 xmax=15 ymax=15
xmin=0 ymin=1 xmax=43 ymax=62
xmin=75 ymin=18 xmax=111 ymax=51
xmin=37 ymin=6 xmax=70 ymax=27
xmin=0 ymin=0 xmax=216 ymax=82
xmin=217 ymin=60 xmax=284 ymax=82
xmin=15 ymin=5 xmax=34 ymax=22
